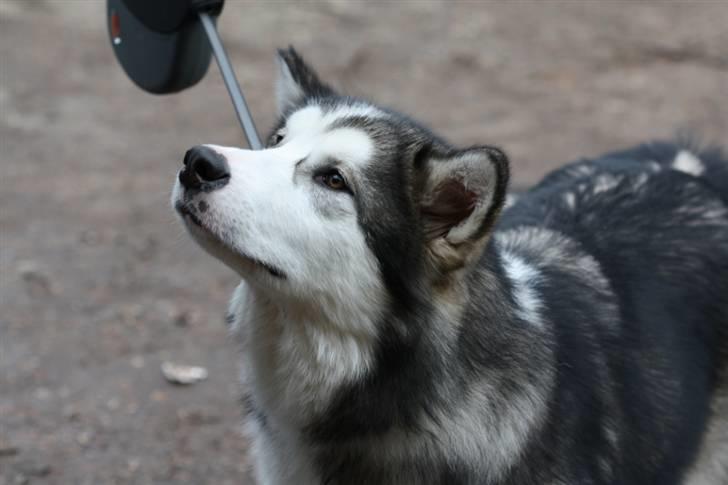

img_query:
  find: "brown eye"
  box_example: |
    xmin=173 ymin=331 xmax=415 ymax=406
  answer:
xmin=316 ymin=170 xmax=349 ymax=192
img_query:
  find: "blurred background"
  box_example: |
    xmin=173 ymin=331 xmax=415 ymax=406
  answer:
xmin=1 ymin=1 xmax=727 ymax=483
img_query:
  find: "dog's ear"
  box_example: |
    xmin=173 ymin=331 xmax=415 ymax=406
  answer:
xmin=275 ymin=46 xmax=335 ymax=115
xmin=417 ymin=145 xmax=509 ymax=273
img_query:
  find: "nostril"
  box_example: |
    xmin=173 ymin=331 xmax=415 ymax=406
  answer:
xmin=180 ymin=145 xmax=230 ymax=189
xmin=195 ymin=157 xmax=228 ymax=182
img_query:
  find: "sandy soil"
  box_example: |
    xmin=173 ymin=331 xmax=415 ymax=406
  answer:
xmin=1 ymin=1 xmax=726 ymax=483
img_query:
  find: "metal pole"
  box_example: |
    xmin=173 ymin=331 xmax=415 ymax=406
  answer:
xmin=198 ymin=12 xmax=263 ymax=150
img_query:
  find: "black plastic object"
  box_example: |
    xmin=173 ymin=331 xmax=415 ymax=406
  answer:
xmin=107 ymin=0 xmax=224 ymax=94
xmin=108 ymin=0 xmax=261 ymax=149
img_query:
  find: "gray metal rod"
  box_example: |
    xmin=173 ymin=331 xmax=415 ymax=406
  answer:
xmin=198 ymin=12 xmax=263 ymax=150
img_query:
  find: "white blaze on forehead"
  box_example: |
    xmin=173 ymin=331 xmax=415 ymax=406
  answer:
xmin=322 ymin=104 xmax=386 ymax=125
xmin=319 ymin=128 xmax=374 ymax=168
xmin=286 ymin=105 xmax=326 ymax=137
xmin=276 ymin=105 xmax=377 ymax=169
xmin=672 ymin=150 xmax=705 ymax=176
xmin=285 ymin=103 xmax=385 ymax=138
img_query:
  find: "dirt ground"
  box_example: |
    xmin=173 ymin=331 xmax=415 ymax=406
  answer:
xmin=1 ymin=1 xmax=726 ymax=483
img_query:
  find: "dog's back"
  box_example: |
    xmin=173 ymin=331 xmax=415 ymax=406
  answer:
xmin=496 ymin=142 xmax=728 ymax=484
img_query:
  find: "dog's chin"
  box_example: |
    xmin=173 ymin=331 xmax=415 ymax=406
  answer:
xmin=175 ymin=203 xmax=286 ymax=280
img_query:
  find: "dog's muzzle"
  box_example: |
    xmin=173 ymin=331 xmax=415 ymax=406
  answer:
xmin=179 ymin=145 xmax=230 ymax=192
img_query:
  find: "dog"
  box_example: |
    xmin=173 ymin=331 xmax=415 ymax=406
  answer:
xmin=172 ymin=47 xmax=728 ymax=484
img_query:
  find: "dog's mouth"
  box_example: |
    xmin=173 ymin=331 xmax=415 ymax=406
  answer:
xmin=176 ymin=202 xmax=205 ymax=228
xmin=174 ymin=201 xmax=286 ymax=279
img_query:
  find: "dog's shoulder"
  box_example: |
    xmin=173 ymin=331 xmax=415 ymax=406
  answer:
xmin=486 ymin=142 xmax=728 ymax=482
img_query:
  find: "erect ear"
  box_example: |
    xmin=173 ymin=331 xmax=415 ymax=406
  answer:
xmin=418 ymin=145 xmax=509 ymax=272
xmin=275 ymin=46 xmax=335 ymax=116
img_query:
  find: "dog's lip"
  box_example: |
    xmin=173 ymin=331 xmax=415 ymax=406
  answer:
xmin=174 ymin=201 xmax=286 ymax=279
xmin=175 ymin=202 xmax=203 ymax=227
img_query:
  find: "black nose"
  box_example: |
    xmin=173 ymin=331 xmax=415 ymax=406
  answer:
xmin=179 ymin=145 xmax=230 ymax=190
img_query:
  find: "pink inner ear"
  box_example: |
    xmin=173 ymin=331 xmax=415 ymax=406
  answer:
xmin=422 ymin=179 xmax=478 ymax=239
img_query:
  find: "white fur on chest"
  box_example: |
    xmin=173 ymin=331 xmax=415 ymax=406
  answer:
xmin=229 ymin=281 xmax=382 ymax=484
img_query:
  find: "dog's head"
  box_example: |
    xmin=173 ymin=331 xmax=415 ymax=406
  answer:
xmin=172 ymin=47 xmax=508 ymax=319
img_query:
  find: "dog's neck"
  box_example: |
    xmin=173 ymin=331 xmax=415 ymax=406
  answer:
xmin=231 ymin=281 xmax=384 ymax=428
xmin=231 ymin=249 xmax=511 ymax=434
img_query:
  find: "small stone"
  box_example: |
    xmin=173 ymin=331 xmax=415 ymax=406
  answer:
xmin=161 ymin=362 xmax=208 ymax=386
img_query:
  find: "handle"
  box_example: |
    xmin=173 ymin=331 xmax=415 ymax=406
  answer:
xmin=198 ymin=12 xmax=263 ymax=150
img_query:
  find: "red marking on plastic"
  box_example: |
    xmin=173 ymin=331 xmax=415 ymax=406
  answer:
xmin=110 ymin=11 xmax=121 ymax=41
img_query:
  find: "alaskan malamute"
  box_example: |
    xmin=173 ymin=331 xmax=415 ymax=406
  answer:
xmin=172 ymin=47 xmax=728 ymax=484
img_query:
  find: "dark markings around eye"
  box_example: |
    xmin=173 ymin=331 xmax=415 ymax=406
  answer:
xmin=314 ymin=167 xmax=352 ymax=194
xmin=269 ymin=130 xmax=286 ymax=147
